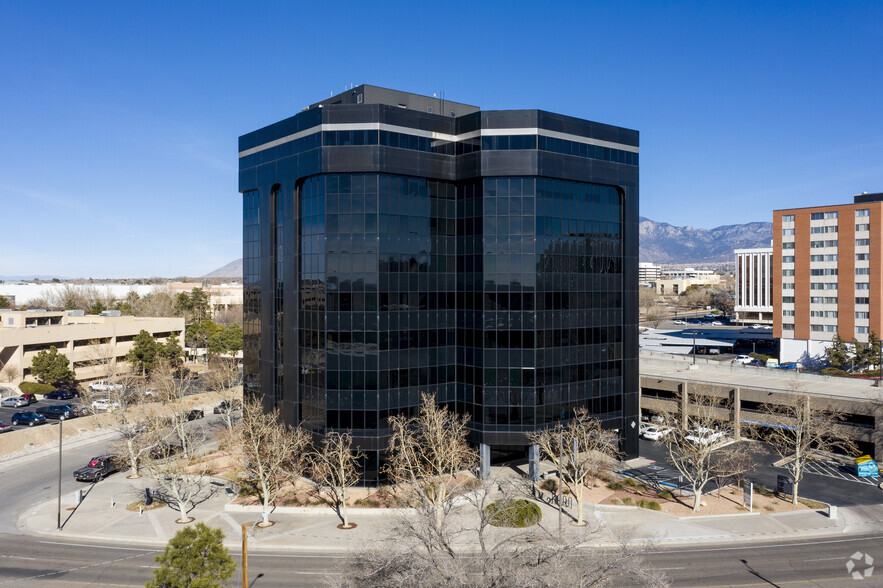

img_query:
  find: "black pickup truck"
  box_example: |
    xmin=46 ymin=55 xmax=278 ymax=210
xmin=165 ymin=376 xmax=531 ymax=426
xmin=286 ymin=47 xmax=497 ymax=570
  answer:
xmin=73 ymin=455 xmax=119 ymax=482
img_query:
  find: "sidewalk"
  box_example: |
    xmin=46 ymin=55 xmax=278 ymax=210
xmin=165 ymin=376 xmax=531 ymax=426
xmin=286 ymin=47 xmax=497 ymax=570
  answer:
xmin=19 ymin=472 xmax=883 ymax=553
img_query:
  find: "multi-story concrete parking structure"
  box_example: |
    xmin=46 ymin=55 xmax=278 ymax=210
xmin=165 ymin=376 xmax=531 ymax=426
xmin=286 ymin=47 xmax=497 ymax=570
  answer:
xmin=238 ymin=85 xmax=640 ymax=483
xmin=735 ymin=247 xmax=773 ymax=325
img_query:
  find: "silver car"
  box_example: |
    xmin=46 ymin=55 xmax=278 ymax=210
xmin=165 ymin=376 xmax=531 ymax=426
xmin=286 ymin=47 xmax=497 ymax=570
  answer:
xmin=1 ymin=396 xmax=27 ymax=408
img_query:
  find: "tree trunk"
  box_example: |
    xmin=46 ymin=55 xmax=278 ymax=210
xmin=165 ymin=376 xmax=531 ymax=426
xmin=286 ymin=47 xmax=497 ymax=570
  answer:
xmin=341 ymin=487 xmax=349 ymax=528
xmin=693 ymin=489 xmax=702 ymax=512
xmin=262 ymin=484 xmax=271 ymax=526
xmin=576 ymin=481 xmax=584 ymax=525
xmin=177 ymin=499 xmax=189 ymax=522
xmin=791 ymin=481 xmax=799 ymax=506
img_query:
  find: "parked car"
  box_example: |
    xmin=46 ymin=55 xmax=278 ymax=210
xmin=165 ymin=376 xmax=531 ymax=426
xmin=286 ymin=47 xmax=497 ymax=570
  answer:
xmin=88 ymin=380 xmax=125 ymax=393
xmin=11 ymin=411 xmax=47 ymax=427
xmin=185 ymin=409 xmax=204 ymax=421
xmin=213 ymin=400 xmax=243 ymax=414
xmin=650 ymin=414 xmax=665 ymax=424
xmin=643 ymin=426 xmax=671 ymax=441
xmin=780 ymin=362 xmax=801 ymax=370
xmin=688 ymin=319 xmax=702 ymax=324
xmin=68 ymin=404 xmax=92 ymax=417
xmin=672 ymin=319 xmax=686 ymax=325
xmin=73 ymin=455 xmax=119 ymax=482
xmin=750 ymin=324 xmax=763 ymax=329
xmin=1 ymin=396 xmax=28 ymax=408
xmin=639 ymin=422 xmax=652 ymax=436
xmin=19 ymin=393 xmax=38 ymax=405
xmin=732 ymin=355 xmax=752 ymax=365
xmin=686 ymin=427 xmax=723 ymax=445
xmin=749 ymin=358 xmax=765 ymax=367
xmin=710 ymin=321 xmax=723 ymax=326
xmin=35 ymin=405 xmax=74 ymax=420
xmin=44 ymin=389 xmax=77 ymax=400
xmin=150 ymin=441 xmax=183 ymax=460
xmin=91 ymin=398 xmax=121 ymax=412
xmin=0 ymin=422 xmax=12 ymax=433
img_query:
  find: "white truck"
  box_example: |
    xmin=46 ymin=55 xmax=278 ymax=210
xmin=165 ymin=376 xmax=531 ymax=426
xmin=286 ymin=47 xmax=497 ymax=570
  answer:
xmin=88 ymin=380 xmax=125 ymax=393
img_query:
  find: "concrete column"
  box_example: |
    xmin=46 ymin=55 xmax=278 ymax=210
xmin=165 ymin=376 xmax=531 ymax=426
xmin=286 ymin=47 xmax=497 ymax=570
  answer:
xmin=732 ymin=387 xmax=741 ymax=440
xmin=527 ymin=444 xmax=540 ymax=482
xmin=479 ymin=443 xmax=490 ymax=480
xmin=680 ymin=382 xmax=689 ymax=430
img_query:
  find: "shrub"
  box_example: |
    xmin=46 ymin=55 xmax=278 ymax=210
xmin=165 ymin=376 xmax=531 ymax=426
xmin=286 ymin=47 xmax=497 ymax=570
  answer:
xmin=638 ymin=500 xmax=662 ymax=511
xmin=610 ymin=498 xmax=621 ymax=505
xmin=19 ymin=382 xmax=54 ymax=396
xmin=485 ymin=499 xmax=542 ymax=528
xmin=657 ymin=490 xmax=674 ymax=500
xmin=621 ymin=497 xmax=634 ymax=506
xmin=607 ymin=482 xmax=623 ymax=491
xmin=539 ymin=478 xmax=558 ymax=493
xmin=754 ymin=485 xmax=774 ymax=497
xmin=622 ymin=477 xmax=638 ymax=487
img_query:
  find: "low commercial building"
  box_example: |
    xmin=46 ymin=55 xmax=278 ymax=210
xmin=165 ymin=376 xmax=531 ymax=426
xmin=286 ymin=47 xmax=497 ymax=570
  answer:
xmin=640 ymin=352 xmax=883 ymax=461
xmin=0 ymin=310 xmax=184 ymax=384
xmin=639 ymin=262 xmax=662 ymax=286
xmin=654 ymin=274 xmax=721 ymax=295
xmin=167 ymin=282 xmax=243 ymax=316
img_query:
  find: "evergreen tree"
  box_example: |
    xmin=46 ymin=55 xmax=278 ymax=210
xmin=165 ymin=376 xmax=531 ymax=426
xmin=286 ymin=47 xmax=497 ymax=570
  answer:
xmin=189 ymin=288 xmax=211 ymax=323
xmin=858 ymin=331 xmax=881 ymax=372
xmin=126 ymin=330 xmax=160 ymax=375
xmin=161 ymin=334 xmax=185 ymax=365
xmin=146 ymin=523 xmax=235 ymax=588
xmin=220 ymin=323 xmax=243 ymax=355
xmin=30 ymin=346 xmax=75 ymax=385
xmin=825 ymin=332 xmax=849 ymax=369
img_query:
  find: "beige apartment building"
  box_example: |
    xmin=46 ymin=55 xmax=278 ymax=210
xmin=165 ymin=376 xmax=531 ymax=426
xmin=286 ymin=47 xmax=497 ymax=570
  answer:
xmin=167 ymin=282 xmax=243 ymax=316
xmin=0 ymin=310 xmax=184 ymax=385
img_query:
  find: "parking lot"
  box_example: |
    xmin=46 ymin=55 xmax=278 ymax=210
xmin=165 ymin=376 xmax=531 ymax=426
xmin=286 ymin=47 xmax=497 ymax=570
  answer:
xmin=0 ymin=393 xmax=89 ymax=429
xmin=776 ymin=458 xmax=882 ymax=487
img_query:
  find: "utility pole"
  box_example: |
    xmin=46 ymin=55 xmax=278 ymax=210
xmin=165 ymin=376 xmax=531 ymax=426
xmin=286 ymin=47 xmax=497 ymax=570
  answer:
xmin=241 ymin=523 xmax=248 ymax=588
xmin=57 ymin=418 xmax=63 ymax=530
xmin=692 ymin=331 xmax=697 ymax=365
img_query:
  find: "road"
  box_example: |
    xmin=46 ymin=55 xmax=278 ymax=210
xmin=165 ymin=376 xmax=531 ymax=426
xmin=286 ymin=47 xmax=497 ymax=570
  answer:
xmin=1 ymin=425 xmax=881 ymax=586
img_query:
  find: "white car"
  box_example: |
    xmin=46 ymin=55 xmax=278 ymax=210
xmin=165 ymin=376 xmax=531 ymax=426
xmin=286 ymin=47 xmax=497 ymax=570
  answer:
xmin=91 ymin=398 xmax=121 ymax=412
xmin=761 ymin=325 xmax=772 ymax=330
xmin=710 ymin=321 xmax=722 ymax=326
xmin=732 ymin=355 xmax=752 ymax=365
xmin=686 ymin=427 xmax=724 ymax=445
xmin=750 ymin=324 xmax=763 ymax=329
xmin=88 ymin=380 xmax=125 ymax=393
xmin=643 ymin=426 xmax=671 ymax=441
xmin=672 ymin=320 xmax=686 ymax=325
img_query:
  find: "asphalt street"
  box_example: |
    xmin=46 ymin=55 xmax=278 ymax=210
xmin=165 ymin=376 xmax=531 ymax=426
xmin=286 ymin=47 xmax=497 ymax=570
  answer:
xmin=0 ymin=422 xmax=881 ymax=587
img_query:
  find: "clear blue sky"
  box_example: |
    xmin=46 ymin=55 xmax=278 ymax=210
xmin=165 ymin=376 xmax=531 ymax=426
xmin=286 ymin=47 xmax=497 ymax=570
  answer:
xmin=2 ymin=1 xmax=881 ymax=278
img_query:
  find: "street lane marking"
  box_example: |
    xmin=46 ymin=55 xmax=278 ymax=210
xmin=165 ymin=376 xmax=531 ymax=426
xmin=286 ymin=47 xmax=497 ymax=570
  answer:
xmin=38 ymin=540 xmax=157 ymax=551
xmin=648 ymin=534 xmax=883 ymax=554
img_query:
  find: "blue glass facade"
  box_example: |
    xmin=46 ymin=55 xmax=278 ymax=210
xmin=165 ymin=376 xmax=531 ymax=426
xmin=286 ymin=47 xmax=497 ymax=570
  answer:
xmin=240 ymin=86 xmax=639 ymax=484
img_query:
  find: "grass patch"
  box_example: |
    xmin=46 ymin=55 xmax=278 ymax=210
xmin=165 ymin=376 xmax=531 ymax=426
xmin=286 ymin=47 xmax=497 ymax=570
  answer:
xmin=485 ymin=499 xmax=542 ymax=528
xmin=657 ymin=490 xmax=674 ymax=500
xmin=754 ymin=485 xmax=774 ymax=497
xmin=798 ymin=497 xmax=827 ymax=509
xmin=610 ymin=498 xmax=621 ymax=505
xmin=621 ymin=497 xmax=634 ymax=506
xmin=607 ymin=482 xmax=623 ymax=491
xmin=637 ymin=500 xmax=662 ymax=511
xmin=622 ymin=477 xmax=638 ymax=487
xmin=355 ymin=497 xmax=382 ymax=507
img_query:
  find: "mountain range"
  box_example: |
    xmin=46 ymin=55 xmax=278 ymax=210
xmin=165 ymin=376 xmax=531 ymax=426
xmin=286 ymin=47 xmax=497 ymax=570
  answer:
xmin=638 ymin=217 xmax=772 ymax=263
xmin=200 ymin=218 xmax=774 ymax=277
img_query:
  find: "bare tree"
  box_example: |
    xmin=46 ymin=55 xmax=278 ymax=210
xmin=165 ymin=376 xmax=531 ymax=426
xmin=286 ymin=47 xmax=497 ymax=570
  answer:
xmin=639 ymin=288 xmax=658 ymax=315
xmin=213 ymin=306 xmax=242 ymax=327
xmin=143 ymin=427 xmax=210 ymax=524
xmin=710 ymin=442 xmax=756 ymax=498
xmin=148 ymin=363 xmax=199 ymax=458
xmin=134 ymin=287 xmax=177 ymax=318
xmin=238 ymin=397 xmax=311 ymax=527
xmin=646 ymin=304 xmax=667 ymax=328
xmin=332 ymin=476 xmax=669 ymax=588
xmin=0 ymin=361 xmax=22 ymax=383
xmin=527 ymin=407 xmax=620 ymax=526
xmin=384 ymin=393 xmax=479 ymax=529
xmin=203 ymin=358 xmax=242 ymax=432
xmin=757 ymin=388 xmax=857 ymax=505
xmin=309 ymin=430 xmax=364 ymax=529
xmin=662 ymin=390 xmax=729 ymax=512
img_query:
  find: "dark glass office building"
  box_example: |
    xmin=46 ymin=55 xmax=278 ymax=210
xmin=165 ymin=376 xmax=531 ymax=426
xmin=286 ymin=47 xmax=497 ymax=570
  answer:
xmin=239 ymin=86 xmax=639 ymax=484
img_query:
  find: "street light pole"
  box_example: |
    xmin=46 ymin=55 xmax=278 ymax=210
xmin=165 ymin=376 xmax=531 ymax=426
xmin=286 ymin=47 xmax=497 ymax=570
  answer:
xmin=692 ymin=331 xmax=697 ymax=365
xmin=57 ymin=418 xmax=63 ymax=530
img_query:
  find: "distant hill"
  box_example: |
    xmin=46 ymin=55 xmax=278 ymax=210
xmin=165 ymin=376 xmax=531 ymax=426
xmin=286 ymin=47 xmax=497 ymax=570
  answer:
xmin=640 ymin=217 xmax=772 ymax=263
xmin=203 ymin=259 xmax=243 ymax=279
